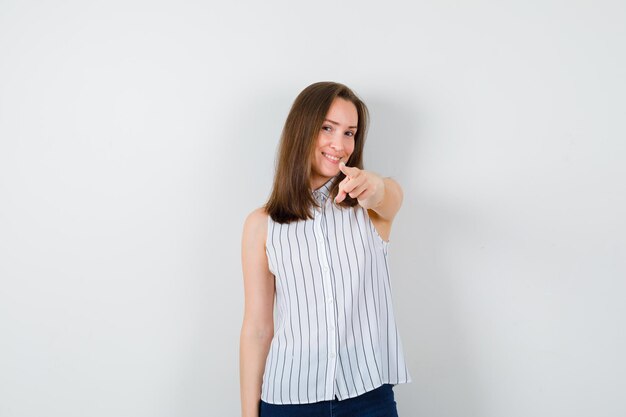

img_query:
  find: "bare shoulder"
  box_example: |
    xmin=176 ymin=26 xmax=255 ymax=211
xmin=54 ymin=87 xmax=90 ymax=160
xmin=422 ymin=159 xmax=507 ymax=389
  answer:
xmin=242 ymin=207 xmax=272 ymax=279
xmin=242 ymin=206 xmax=269 ymax=245
xmin=244 ymin=206 xmax=269 ymax=229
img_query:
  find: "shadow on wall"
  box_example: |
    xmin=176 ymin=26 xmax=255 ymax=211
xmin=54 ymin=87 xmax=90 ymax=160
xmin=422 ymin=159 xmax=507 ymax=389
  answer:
xmin=362 ymin=93 xmax=419 ymax=182
xmin=363 ymin=93 xmax=485 ymax=416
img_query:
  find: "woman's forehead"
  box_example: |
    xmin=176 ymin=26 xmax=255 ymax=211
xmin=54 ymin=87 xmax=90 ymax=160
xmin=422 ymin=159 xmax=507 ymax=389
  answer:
xmin=325 ymin=98 xmax=358 ymax=127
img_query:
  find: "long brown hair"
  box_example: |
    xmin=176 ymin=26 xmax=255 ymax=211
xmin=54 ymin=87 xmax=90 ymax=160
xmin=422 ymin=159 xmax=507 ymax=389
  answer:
xmin=265 ymin=82 xmax=369 ymax=223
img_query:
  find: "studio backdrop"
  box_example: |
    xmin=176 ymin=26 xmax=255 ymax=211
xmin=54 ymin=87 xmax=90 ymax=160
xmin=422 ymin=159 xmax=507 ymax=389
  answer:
xmin=0 ymin=1 xmax=624 ymax=416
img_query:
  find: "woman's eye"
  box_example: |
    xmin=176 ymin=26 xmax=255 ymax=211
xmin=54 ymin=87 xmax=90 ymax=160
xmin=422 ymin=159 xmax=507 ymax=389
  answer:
xmin=345 ymin=131 xmax=355 ymax=137
xmin=322 ymin=125 xmax=332 ymax=132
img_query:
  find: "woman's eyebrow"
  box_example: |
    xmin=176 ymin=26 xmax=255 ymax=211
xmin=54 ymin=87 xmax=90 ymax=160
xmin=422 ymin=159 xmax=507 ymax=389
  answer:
xmin=324 ymin=119 xmax=358 ymax=129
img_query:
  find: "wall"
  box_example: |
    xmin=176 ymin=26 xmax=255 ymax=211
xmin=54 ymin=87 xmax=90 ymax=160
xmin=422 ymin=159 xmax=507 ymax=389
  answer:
xmin=1 ymin=1 xmax=624 ymax=416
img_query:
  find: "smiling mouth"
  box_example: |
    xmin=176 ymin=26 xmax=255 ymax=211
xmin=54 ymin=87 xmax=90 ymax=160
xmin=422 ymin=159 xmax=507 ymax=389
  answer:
xmin=322 ymin=152 xmax=342 ymax=162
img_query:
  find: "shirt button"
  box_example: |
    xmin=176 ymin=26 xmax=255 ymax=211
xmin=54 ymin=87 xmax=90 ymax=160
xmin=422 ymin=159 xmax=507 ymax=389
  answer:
xmin=323 ymin=266 xmax=329 ymax=272
xmin=327 ymin=297 xmax=333 ymax=304
xmin=330 ymin=352 xmax=336 ymax=358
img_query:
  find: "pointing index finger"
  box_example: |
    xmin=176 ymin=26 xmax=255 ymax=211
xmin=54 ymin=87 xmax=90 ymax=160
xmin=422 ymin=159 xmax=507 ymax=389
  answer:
xmin=339 ymin=161 xmax=360 ymax=178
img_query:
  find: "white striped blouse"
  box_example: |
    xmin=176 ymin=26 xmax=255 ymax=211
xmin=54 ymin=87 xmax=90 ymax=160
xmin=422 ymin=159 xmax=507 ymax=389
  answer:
xmin=261 ymin=175 xmax=412 ymax=405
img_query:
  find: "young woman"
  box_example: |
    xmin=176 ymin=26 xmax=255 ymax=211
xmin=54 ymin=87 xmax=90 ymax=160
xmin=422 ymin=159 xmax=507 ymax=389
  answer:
xmin=240 ymin=82 xmax=411 ymax=417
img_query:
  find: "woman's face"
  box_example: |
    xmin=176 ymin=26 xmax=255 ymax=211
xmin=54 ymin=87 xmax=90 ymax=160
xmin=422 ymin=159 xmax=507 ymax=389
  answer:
xmin=310 ymin=97 xmax=358 ymax=189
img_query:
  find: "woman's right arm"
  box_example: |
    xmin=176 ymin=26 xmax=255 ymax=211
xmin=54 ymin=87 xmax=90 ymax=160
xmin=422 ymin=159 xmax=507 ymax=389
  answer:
xmin=240 ymin=208 xmax=275 ymax=417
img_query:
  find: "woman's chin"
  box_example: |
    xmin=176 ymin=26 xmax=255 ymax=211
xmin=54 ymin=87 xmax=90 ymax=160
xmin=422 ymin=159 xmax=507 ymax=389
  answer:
xmin=322 ymin=163 xmax=341 ymax=175
xmin=314 ymin=166 xmax=338 ymax=178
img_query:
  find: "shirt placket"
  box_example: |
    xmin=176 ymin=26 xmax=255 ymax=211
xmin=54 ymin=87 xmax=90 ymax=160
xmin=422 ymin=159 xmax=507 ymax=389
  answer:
xmin=313 ymin=192 xmax=338 ymax=400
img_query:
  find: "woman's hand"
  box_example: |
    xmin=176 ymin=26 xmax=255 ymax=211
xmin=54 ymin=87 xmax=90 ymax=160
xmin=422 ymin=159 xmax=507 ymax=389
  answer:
xmin=335 ymin=162 xmax=385 ymax=209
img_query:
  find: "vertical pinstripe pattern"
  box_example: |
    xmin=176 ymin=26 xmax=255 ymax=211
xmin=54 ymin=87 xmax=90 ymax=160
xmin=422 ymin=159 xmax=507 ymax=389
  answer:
xmin=261 ymin=176 xmax=412 ymax=404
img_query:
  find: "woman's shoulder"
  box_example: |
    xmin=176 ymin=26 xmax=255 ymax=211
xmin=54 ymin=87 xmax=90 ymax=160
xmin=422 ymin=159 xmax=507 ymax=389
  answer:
xmin=242 ymin=206 xmax=269 ymax=243
xmin=244 ymin=206 xmax=269 ymax=228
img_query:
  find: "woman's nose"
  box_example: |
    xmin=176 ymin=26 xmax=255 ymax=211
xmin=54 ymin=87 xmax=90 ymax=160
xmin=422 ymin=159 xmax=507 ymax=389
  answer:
xmin=330 ymin=134 xmax=344 ymax=151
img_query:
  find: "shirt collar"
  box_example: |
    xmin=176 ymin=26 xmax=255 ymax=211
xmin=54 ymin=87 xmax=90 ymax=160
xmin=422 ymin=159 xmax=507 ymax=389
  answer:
xmin=312 ymin=176 xmax=335 ymax=203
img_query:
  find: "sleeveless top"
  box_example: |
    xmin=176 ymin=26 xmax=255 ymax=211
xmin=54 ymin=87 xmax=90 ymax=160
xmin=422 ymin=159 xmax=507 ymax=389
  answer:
xmin=261 ymin=175 xmax=412 ymax=405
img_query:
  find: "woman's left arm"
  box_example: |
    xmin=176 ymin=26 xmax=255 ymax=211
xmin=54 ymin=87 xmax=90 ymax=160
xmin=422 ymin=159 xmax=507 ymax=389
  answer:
xmin=335 ymin=162 xmax=403 ymax=222
xmin=371 ymin=176 xmax=404 ymax=221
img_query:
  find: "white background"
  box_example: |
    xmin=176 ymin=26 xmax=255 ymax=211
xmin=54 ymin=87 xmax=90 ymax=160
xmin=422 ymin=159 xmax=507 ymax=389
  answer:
xmin=1 ymin=1 xmax=625 ymax=416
